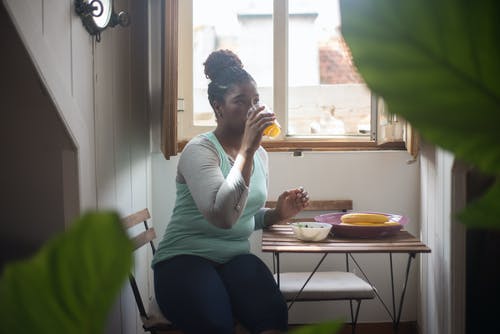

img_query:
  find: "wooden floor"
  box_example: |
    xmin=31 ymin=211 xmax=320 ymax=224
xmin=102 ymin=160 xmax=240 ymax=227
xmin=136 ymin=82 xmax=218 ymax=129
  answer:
xmin=158 ymin=321 xmax=418 ymax=334
xmin=309 ymin=321 xmax=417 ymax=334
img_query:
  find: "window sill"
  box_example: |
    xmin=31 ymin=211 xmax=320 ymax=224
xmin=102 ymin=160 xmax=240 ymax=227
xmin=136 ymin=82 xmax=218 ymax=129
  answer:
xmin=178 ymin=138 xmax=405 ymax=153
xmin=261 ymin=139 xmax=405 ymax=152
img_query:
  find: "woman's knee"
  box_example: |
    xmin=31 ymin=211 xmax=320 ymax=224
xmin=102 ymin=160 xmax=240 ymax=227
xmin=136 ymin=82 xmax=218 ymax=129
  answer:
xmin=220 ymin=254 xmax=288 ymax=332
xmin=153 ymin=255 xmax=235 ymax=333
xmin=222 ymin=254 xmax=274 ymax=282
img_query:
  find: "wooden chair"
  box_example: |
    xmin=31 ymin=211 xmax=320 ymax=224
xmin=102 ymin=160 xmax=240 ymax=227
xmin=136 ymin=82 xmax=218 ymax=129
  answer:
xmin=122 ymin=209 xmax=252 ymax=334
xmin=122 ymin=209 xmax=177 ymax=334
xmin=265 ymin=200 xmax=375 ymax=334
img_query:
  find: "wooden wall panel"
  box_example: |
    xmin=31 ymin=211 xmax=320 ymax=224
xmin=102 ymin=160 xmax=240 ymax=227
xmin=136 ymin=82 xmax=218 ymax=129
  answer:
xmin=3 ymin=0 xmax=98 ymax=210
xmin=129 ymin=1 xmax=152 ymax=332
xmin=5 ymin=0 xmax=155 ymax=332
xmin=419 ymin=144 xmax=458 ymax=334
xmin=31 ymin=0 xmax=42 ymax=32
xmin=111 ymin=3 xmax=138 ymax=333
xmin=113 ymin=6 xmax=134 ymax=216
xmin=71 ymin=14 xmax=94 ymax=126
xmin=92 ymin=0 xmax=150 ymax=332
xmin=94 ymin=28 xmax=118 ymax=211
xmin=43 ymin=0 xmax=72 ymax=92
xmin=1 ymin=2 xmax=73 ymax=263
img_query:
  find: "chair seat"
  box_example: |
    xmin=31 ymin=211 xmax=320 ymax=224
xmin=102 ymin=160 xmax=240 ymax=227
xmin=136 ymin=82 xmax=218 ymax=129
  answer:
xmin=142 ymin=296 xmax=174 ymax=330
xmin=275 ymin=271 xmax=375 ymax=301
xmin=145 ymin=296 xmax=250 ymax=333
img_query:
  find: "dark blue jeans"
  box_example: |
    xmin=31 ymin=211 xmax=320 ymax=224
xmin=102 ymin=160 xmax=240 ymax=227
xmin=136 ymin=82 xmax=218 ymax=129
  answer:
xmin=153 ymin=253 xmax=288 ymax=334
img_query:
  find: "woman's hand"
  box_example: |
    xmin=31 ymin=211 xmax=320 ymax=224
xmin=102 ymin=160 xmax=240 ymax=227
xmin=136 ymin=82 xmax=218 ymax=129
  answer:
xmin=241 ymin=105 xmax=276 ymax=153
xmin=236 ymin=105 xmax=276 ymax=186
xmin=272 ymin=187 xmax=310 ymax=223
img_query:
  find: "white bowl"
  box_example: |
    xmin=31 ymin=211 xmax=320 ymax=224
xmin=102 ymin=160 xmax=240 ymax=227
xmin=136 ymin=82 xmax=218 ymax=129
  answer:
xmin=290 ymin=222 xmax=332 ymax=242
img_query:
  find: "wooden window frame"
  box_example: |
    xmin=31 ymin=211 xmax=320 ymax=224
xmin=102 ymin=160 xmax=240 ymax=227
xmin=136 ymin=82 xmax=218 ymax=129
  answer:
xmin=163 ymin=0 xmax=415 ymax=158
xmin=161 ymin=0 xmax=179 ymax=159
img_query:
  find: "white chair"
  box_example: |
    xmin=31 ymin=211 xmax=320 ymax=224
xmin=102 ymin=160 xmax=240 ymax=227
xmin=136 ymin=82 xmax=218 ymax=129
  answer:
xmin=275 ymin=270 xmax=375 ymax=334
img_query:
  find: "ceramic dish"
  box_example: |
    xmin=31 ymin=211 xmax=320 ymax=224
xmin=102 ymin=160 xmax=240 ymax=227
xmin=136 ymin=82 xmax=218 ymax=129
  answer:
xmin=290 ymin=222 xmax=332 ymax=242
xmin=314 ymin=212 xmax=408 ymax=238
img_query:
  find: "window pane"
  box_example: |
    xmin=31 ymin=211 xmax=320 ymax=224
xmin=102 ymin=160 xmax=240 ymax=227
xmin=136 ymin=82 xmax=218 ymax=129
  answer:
xmin=287 ymin=0 xmax=371 ymax=137
xmin=192 ymin=0 xmax=273 ymax=126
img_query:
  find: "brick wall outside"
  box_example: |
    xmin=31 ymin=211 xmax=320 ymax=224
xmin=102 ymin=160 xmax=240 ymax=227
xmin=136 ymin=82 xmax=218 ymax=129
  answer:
xmin=319 ymin=35 xmax=364 ymax=84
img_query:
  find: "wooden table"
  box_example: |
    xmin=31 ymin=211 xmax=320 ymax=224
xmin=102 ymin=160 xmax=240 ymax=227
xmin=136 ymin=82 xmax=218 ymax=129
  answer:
xmin=262 ymin=224 xmax=431 ymax=332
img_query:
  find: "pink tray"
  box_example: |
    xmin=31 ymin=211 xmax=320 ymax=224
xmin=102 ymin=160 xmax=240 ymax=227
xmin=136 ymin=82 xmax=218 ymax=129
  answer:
xmin=314 ymin=211 xmax=409 ymax=239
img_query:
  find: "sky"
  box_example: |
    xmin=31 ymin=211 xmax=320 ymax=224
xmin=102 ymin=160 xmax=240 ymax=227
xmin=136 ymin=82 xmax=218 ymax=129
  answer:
xmin=193 ymin=0 xmax=341 ymax=40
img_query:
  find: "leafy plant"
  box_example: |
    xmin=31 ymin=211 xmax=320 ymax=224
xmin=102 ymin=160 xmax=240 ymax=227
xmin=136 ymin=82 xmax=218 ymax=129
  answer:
xmin=340 ymin=0 xmax=500 ymax=228
xmin=0 ymin=212 xmax=133 ymax=333
xmin=289 ymin=321 xmax=343 ymax=334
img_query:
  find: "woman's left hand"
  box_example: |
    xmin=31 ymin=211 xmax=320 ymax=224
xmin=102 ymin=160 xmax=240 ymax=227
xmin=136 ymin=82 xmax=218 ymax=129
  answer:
xmin=273 ymin=187 xmax=310 ymax=222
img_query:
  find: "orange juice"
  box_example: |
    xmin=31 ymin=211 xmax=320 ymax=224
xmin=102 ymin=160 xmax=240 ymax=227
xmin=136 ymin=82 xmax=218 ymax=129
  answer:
xmin=263 ymin=120 xmax=281 ymax=138
xmin=251 ymin=102 xmax=281 ymax=138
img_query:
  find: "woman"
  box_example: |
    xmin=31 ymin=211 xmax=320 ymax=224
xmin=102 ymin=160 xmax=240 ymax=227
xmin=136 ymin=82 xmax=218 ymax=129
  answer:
xmin=152 ymin=49 xmax=309 ymax=334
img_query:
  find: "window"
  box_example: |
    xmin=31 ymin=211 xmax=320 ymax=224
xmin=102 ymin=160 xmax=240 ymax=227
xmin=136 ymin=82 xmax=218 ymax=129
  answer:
xmin=171 ymin=0 xmax=406 ymax=154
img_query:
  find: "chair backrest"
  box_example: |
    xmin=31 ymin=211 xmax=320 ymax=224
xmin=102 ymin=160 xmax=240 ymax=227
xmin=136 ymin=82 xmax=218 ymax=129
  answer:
xmin=122 ymin=209 xmax=174 ymax=332
xmin=123 ymin=208 xmax=157 ymax=253
xmin=122 ymin=209 xmax=156 ymax=322
xmin=266 ymin=199 xmax=352 ymax=212
xmin=265 ymin=199 xmax=353 ymax=220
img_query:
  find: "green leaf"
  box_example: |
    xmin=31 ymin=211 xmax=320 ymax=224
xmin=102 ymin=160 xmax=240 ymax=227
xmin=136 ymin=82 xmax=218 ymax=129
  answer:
xmin=289 ymin=321 xmax=343 ymax=334
xmin=458 ymin=181 xmax=500 ymax=228
xmin=340 ymin=0 xmax=500 ymax=229
xmin=339 ymin=0 xmax=500 ymax=174
xmin=0 ymin=211 xmax=133 ymax=333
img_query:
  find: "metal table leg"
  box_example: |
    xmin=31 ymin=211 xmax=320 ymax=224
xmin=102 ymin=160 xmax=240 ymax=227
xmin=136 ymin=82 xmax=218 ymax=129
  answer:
xmin=348 ymin=252 xmax=416 ymax=333
xmin=393 ymin=253 xmax=416 ymax=332
xmin=287 ymin=253 xmax=329 ymax=310
xmin=274 ymin=252 xmax=280 ymax=288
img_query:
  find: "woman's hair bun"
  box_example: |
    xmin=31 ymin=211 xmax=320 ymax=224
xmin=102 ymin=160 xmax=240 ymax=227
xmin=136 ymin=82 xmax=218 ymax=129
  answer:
xmin=203 ymin=49 xmax=244 ymax=82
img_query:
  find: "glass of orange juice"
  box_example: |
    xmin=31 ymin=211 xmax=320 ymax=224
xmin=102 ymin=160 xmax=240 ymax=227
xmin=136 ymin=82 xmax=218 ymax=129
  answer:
xmin=250 ymin=99 xmax=281 ymax=138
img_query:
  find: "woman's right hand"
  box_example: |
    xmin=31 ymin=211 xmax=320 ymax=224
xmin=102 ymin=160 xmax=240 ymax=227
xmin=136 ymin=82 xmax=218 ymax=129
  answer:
xmin=236 ymin=104 xmax=276 ymax=186
xmin=242 ymin=105 xmax=276 ymax=153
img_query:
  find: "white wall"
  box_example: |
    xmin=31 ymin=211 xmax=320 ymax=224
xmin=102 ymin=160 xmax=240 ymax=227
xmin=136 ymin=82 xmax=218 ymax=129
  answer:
xmin=152 ymin=149 xmax=421 ymax=324
xmin=419 ymin=143 xmax=466 ymax=334
xmin=2 ymin=0 xmax=151 ymax=333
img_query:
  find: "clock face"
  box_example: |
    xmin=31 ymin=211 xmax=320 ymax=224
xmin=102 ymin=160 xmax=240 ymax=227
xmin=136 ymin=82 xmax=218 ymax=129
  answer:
xmin=92 ymin=0 xmax=112 ymax=29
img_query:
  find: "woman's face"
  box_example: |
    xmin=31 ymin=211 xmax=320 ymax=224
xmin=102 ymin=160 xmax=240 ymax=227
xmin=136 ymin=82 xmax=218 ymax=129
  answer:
xmin=216 ymin=80 xmax=259 ymax=134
